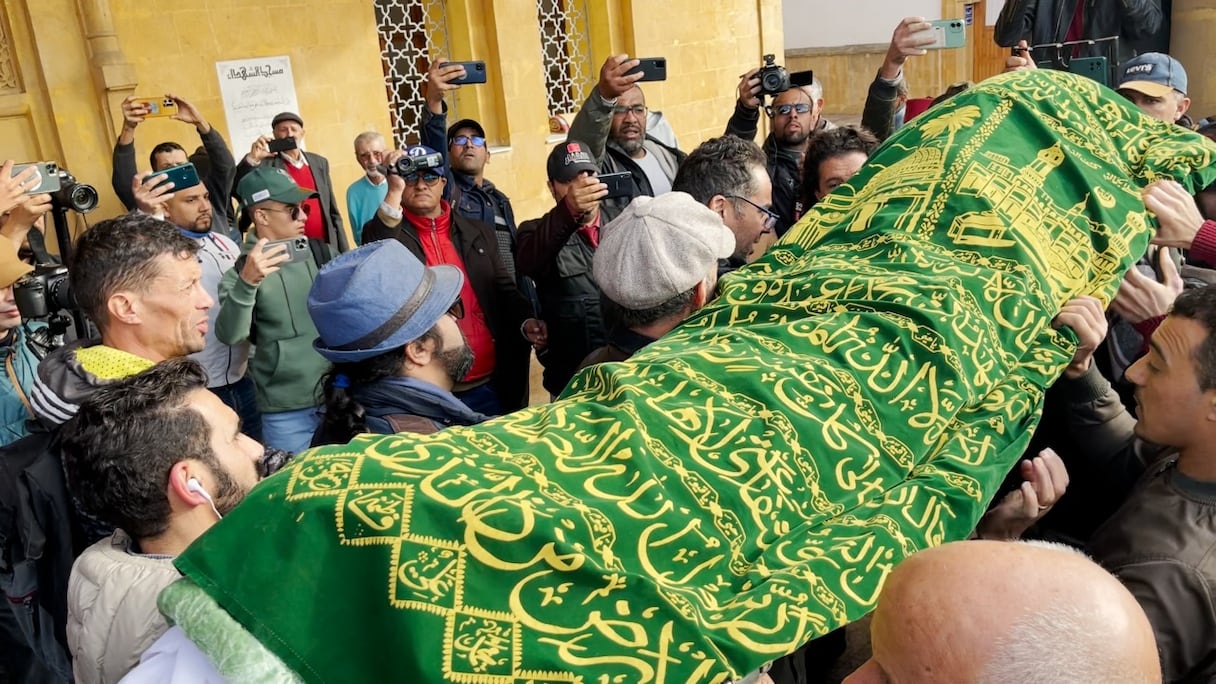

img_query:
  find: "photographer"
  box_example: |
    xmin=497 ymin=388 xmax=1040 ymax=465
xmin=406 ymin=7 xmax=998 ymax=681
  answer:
xmin=515 ymin=141 xmax=609 ymax=399
xmin=111 ymin=94 xmax=238 ymax=240
xmin=362 ymin=146 xmax=539 ymax=414
xmin=725 ymin=59 xmax=834 ymax=236
xmin=216 ymin=168 xmax=332 ymax=454
xmin=860 ymin=17 xmax=940 ymax=141
xmin=233 ymin=111 xmax=349 ymax=255
xmin=567 ymin=55 xmax=686 ymax=223
xmin=421 ymin=60 xmax=525 ymax=292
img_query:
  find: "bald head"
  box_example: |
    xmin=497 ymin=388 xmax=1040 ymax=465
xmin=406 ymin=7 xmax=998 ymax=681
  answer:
xmin=844 ymin=540 xmax=1160 ymax=684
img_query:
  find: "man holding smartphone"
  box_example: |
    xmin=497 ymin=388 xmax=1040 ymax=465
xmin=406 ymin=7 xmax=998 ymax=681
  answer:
xmin=216 ymin=168 xmax=331 ymax=453
xmin=516 ymin=141 xmax=610 ymax=399
xmin=233 ymin=111 xmax=350 ymax=256
xmin=110 ymin=93 xmax=238 ymax=241
xmin=421 ymin=60 xmax=534 ymax=309
xmin=567 ymin=55 xmax=686 ymax=223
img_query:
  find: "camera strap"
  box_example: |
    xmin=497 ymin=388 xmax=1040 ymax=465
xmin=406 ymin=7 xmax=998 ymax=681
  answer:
xmin=5 ymin=351 xmax=33 ymax=418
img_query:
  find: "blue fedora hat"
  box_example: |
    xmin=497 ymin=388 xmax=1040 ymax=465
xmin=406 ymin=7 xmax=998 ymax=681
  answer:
xmin=308 ymin=240 xmax=463 ymax=363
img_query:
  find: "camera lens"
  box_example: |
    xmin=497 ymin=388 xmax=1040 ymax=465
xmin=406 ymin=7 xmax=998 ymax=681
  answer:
xmin=68 ymin=183 xmax=99 ymax=213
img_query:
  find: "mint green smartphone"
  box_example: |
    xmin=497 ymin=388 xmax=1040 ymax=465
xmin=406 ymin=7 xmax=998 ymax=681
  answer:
xmin=926 ymin=19 xmax=966 ymax=50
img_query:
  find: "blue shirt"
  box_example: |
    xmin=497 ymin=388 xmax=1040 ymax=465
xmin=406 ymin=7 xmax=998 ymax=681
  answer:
xmin=345 ymin=175 xmax=388 ymax=245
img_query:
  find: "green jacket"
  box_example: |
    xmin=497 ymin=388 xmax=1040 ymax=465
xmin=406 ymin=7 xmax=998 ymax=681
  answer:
xmin=215 ymin=235 xmax=331 ymax=414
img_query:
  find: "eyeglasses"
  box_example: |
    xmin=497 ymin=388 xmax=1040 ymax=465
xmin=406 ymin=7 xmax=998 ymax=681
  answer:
xmin=259 ymin=204 xmax=306 ymax=220
xmin=451 ymin=135 xmax=486 ymax=148
xmin=726 ymin=195 xmax=779 ymax=231
xmin=766 ymin=103 xmax=812 ymax=117
xmin=447 ymin=296 xmax=465 ymax=320
xmin=403 ymin=171 xmax=444 ymax=186
xmin=611 ymin=104 xmax=647 ymax=117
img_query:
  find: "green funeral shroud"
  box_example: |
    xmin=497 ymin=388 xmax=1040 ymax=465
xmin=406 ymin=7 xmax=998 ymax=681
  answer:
xmin=174 ymin=69 xmax=1216 ymax=683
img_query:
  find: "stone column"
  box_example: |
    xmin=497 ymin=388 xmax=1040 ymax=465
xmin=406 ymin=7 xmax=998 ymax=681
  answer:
xmin=77 ymin=0 xmax=137 ymax=137
xmin=1171 ymin=0 xmax=1215 ymax=120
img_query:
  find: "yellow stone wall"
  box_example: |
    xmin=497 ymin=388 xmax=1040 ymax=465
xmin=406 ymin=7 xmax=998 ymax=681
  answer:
xmin=3 ymin=0 xmax=784 ymax=237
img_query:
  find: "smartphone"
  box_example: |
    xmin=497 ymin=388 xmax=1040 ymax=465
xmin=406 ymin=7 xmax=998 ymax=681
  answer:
xmin=146 ymin=162 xmax=200 ymax=190
xmin=268 ymin=137 xmax=298 ymax=154
xmin=264 ymin=236 xmax=312 ymax=264
xmin=446 ymin=61 xmax=487 ymax=85
xmin=1067 ymin=56 xmax=1109 ymax=87
xmin=626 ymin=57 xmax=667 ymax=82
xmin=599 ymin=171 xmax=632 ymax=200
xmin=135 ymin=96 xmax=178 ymax=118
xmin=11 ymin=162 xmax=60 ymax=195
xmin=921 ymin=19 xmax=966 ymax=50
xmin=790 ymin=69 xmax=814 ymax=88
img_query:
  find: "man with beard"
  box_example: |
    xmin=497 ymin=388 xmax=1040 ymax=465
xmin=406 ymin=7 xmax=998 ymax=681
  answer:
xmin=137 ymin=165 xmax=261 ymax=441
xmin=671 ymin=135 xmax=776 ymax=275
xmin=60 ymin=359 xmax=264 ymax=684
xmin=309 ymin=240 xmax=487 ymax=445
xmin=110 ymin=93 xmax=238 ymax=240
xmin=568 ymin=55 xmax=687 ymax=223
xmin=362 ymin=146 xmax=538 ymax=415
xmin=345 ymin=131 xmax=388 ymax=244
xmin=727 ymin=71 xmax=835 ymax=236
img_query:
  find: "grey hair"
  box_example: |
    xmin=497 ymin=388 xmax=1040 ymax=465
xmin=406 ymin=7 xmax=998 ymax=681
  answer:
xmin=800 ymin=76 xmax=824 ymax=103
xmin=352 ymin=131 xmax=385 ymax=151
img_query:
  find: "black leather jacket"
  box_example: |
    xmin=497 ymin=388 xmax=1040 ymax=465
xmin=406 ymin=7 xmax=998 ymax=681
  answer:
xmin=994 ymin=0 xmax=1167 ymax=63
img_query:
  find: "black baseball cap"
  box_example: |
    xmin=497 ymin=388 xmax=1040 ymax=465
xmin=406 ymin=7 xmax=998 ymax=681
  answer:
xmin=546 ymin=140 xmax=598 ymax=182
xmin=446 ymin=119 xmax=486 ymax=146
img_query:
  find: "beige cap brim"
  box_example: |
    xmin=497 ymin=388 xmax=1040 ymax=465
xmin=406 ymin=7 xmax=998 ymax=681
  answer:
xmin=1118 ymin=80 xmax=1176 ymax=98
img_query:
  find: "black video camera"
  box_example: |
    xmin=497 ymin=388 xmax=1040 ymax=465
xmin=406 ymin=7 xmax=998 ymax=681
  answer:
xmin=14 ymin=264 xmax=73 ymax=320
xmin=758 ymin=54 xmax=791 ymax=96
xmin=379 ymin=151 xmax=444 ymax=178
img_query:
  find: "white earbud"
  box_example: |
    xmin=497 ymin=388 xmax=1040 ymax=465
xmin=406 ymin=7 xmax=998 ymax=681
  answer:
xmin=186 ymin=477 xmax=223 ymax=520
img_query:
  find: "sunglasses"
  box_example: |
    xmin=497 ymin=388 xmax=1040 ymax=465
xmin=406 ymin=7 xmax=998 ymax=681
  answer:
xmin=447 ymin=296 xmax=465 ymax=320
xmin=451 ymin=135 xmax=486 ymax=148
xmin=259 ymin=204 xmax=307 ymax=220
xmin=403 ymin=171 xmax=444 ymax=186
xmin=766 ymin=103 xmax=812 ymax=117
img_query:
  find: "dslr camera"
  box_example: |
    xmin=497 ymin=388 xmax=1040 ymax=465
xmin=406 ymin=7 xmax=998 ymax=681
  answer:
xmin=14 ymin=264 xmax=73 ymax=320
xmin=380 ymin=151 xmax=444 ymax=177
xmin=758 ymin=54 xmax=791 ymax=96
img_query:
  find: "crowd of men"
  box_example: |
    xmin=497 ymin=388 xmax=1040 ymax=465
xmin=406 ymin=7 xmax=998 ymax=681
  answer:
xmin=0 ymin=8 xmax=1214 ymax=683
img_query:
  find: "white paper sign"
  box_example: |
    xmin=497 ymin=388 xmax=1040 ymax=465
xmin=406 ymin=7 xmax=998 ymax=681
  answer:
xmin=215 ymin=56 xmax=299 ymax=156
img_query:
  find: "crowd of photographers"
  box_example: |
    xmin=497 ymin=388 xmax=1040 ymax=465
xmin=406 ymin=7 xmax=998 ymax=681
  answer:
xmin=0 ymin=10 xmax=1215 ymax=683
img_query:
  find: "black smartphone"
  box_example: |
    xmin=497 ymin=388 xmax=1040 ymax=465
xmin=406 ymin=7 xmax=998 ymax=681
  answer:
xmin=268 ymin=137 xmax=298 ymax=154
xmin=147 ymin=162 xmax=200 ymax=190
xmin=264 ymin=236 xmax=312 ymax=264
xmin=447 ymin=61 xmax=487 ymax=85
xmin=789 ymin=69 xmax=814 ymax=88
xmin=599 ymin=171 xmax=632 ymax=199
xmin=626 ymin=57 xmax=667 ymax=82
xmin=11 ymin=162 xmax=60 ymax=195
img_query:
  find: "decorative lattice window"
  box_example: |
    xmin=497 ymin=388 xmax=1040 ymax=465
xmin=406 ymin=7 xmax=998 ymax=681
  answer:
xmin=374 ymin=0 xmax=451 ymax=148
xmin=536 ymin=0 xmax=594 ymax=117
